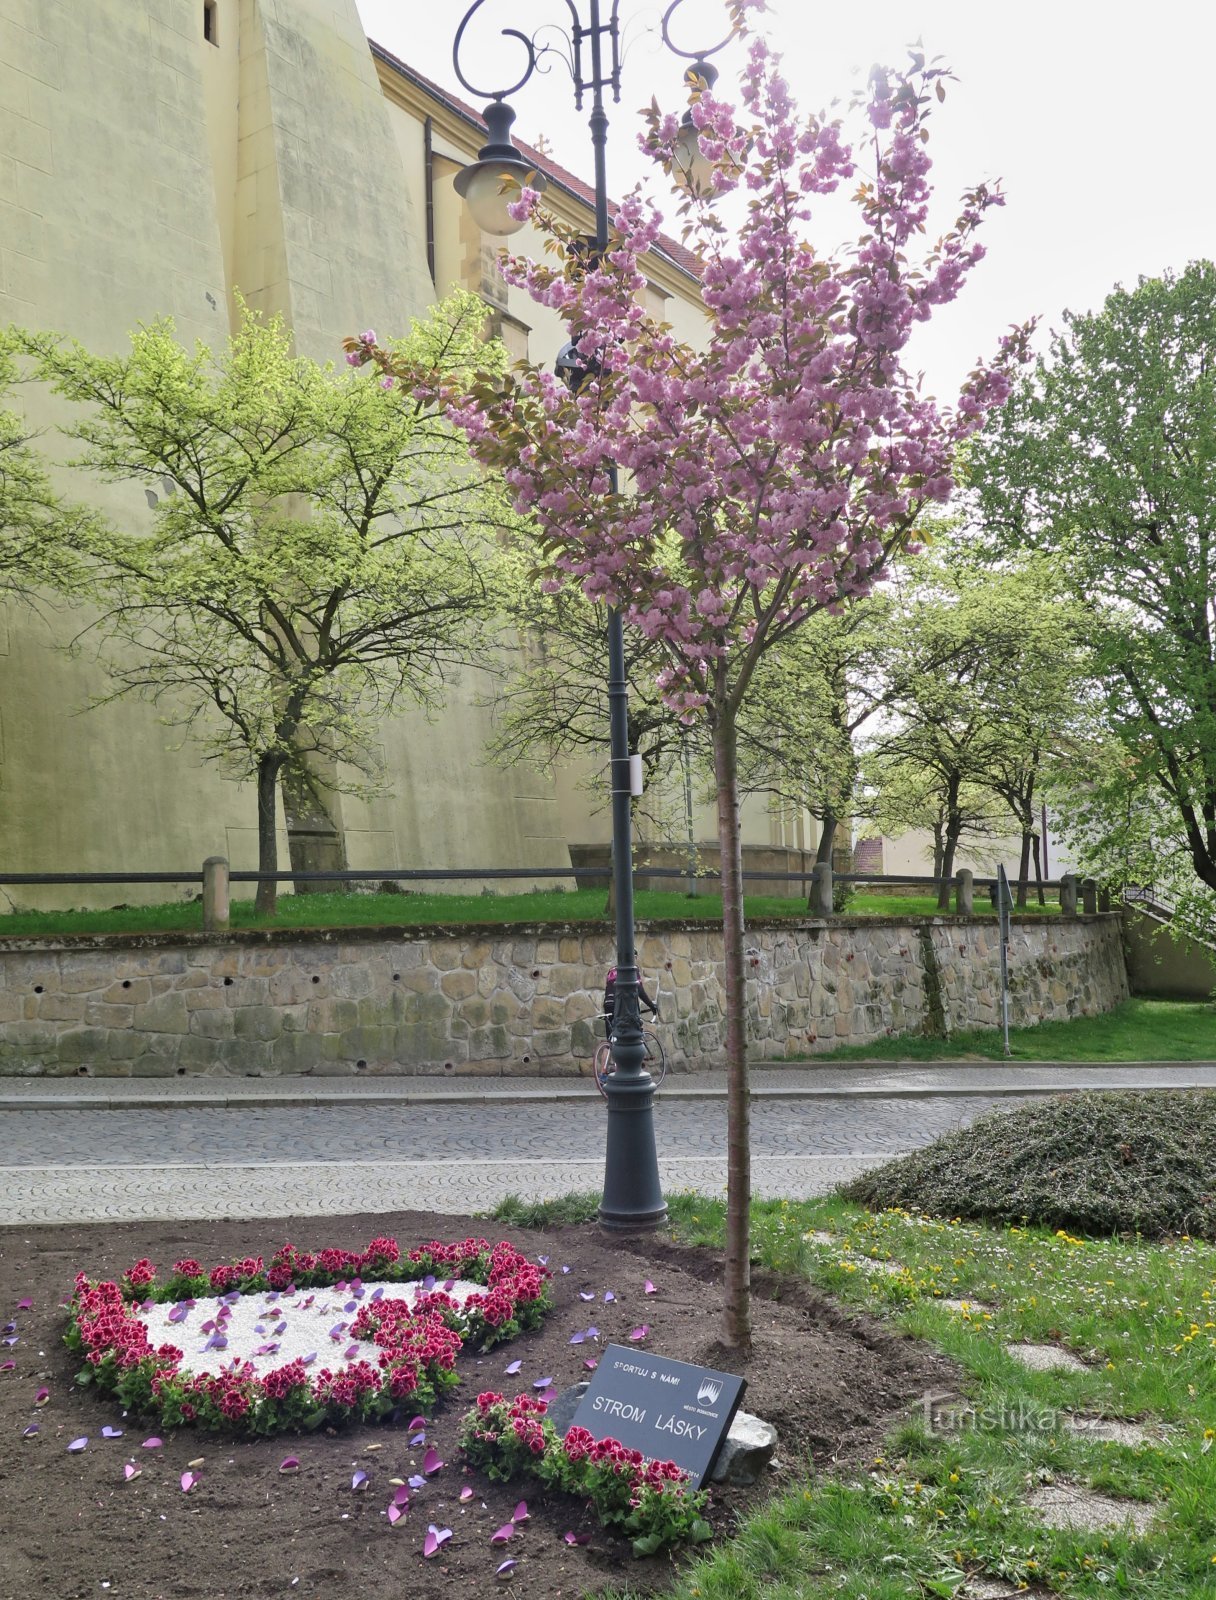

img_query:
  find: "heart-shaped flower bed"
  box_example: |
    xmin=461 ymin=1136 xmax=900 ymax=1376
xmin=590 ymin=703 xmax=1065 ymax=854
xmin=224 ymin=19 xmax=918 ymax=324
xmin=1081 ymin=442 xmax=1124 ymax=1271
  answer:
xmin=65 ymin=1237 xmax=549 ymax=1436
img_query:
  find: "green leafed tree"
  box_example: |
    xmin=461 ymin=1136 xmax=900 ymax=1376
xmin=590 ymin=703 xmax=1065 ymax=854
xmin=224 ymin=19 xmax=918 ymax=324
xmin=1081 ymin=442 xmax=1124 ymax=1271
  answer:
xmin=0 ymin=332 xmax=93 ymax=605
xmin=484 ymin=533 xmax=691 ymax=839
xmin=970 ymin=261 xmax=1216 ymax=925
xmin=21 ymin=293 xmax=515 ymax=913
xmin=858 ymin=545 xmax=1089 ymax=905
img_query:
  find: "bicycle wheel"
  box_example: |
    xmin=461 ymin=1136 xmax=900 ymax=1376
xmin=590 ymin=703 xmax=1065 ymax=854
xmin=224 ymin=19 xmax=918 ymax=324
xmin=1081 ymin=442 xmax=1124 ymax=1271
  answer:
xmin=593 ymin=1039 xmax=614 ymax=1097
xmin=642 ymin=1030 xmax=667 ymax=1088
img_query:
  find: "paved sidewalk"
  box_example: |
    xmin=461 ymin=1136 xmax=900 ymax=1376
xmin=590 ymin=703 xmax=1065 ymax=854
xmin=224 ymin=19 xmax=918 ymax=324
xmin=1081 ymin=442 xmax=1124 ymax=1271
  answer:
xmin=2 ymin=1060 xmax=1212 ymax=1108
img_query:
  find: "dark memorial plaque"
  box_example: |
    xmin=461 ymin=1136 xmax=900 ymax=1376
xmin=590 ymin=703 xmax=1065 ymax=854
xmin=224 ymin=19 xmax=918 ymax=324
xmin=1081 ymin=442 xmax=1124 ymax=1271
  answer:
xmin=567 ymin=1344 xmax=746 ymax=1488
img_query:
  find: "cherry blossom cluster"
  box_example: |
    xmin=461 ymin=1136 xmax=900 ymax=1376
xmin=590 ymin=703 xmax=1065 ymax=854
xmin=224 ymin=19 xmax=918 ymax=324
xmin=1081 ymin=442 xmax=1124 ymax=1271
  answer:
xmin=421 ymin=6 xmax=1030 ymax=713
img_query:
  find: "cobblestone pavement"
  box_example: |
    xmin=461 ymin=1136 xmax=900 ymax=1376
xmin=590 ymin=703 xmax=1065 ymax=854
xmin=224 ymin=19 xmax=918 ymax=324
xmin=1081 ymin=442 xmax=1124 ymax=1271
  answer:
xmin=0 ymin=1156 xmax=888 ymax=1223
xmin=0 ymin=1093 xmax=1033 ymax=1224
xmin=1 ymin=1093 xmax=1024 ymax=1167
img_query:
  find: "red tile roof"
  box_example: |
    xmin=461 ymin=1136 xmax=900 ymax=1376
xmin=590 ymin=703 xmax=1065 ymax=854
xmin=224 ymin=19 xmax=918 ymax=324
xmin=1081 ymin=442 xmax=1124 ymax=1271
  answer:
xmin=370 ymin=40 xmax=703 ymax=285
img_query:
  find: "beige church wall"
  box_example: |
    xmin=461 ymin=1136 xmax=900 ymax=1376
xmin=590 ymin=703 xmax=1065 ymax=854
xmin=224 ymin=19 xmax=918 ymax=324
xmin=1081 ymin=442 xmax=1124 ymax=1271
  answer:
xmin=0 ymin=0 xmax=294 ymax=908
xmin=877 ymin=827 xmax=1030 ymax=882
xmin=222 ymin=0 xmax=435 ymax=355
xmin=0 ymin=1 xmax=577 ymax=903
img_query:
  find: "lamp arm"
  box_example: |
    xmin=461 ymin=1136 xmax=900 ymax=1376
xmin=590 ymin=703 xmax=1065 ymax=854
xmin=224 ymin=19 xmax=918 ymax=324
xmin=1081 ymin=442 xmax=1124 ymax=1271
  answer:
xmin=453 ymin=1 xmax=542 ymax=101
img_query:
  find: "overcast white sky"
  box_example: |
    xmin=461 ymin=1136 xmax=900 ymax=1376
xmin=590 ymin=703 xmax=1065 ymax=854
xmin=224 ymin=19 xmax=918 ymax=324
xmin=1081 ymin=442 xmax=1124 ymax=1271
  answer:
xmin=357 ymin=1 xmax=1214 ymax=402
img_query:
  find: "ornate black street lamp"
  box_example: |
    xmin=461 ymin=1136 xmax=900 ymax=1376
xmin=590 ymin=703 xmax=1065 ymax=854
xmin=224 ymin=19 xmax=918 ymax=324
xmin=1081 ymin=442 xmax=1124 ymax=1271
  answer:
xmin=451 ymin=0 xmax=732 ymax=1232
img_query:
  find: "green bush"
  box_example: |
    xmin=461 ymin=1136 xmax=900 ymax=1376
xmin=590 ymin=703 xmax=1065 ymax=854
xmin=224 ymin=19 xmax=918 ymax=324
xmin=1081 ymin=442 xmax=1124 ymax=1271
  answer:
xmin=843 ymin=1090 xmax=1216 ymax=1238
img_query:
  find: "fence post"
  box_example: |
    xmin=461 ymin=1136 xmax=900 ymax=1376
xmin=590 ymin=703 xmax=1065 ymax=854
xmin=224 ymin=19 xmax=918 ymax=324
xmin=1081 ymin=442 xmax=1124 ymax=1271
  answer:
xmin=1059 ymin=873 xmax=1079 ymax=915
xmin=808 ymin=861 xmax=834 ymax=917
xmin=202 ymin=856 xmax=230 ymax=933
xmin=954 ymin=869 xmax=974 ymax=916
xmin=1099 ymin=885 xmax=1111 ymax=913
xmin=1081 ymin=877 xmax=1098 ymax=915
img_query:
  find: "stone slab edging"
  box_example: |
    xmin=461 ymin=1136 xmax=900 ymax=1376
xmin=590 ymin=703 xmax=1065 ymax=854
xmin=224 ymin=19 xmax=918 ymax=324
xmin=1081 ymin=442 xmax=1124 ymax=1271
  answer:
xmin=2 ymin=1062 xmax=1212 ymax=1110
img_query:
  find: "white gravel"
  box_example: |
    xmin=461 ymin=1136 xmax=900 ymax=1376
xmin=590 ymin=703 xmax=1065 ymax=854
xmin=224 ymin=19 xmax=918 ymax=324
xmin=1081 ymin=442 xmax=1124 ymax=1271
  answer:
xmin=135 ymin=1278 xmax=486 ymax=1380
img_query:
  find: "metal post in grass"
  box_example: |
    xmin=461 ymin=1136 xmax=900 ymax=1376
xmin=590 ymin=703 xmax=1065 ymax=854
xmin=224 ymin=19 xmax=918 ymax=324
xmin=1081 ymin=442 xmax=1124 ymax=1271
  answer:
xmin=997 ymin=863 xmax=1012 ymax=1058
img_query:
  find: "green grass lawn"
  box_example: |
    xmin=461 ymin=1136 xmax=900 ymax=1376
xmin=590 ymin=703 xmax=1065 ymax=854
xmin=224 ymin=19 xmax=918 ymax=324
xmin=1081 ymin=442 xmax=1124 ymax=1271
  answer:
xmin=495 ymin=1190 xmax=1216 ymax=1598
xmin=0 ymin=886 xmax=1056 ymax=939
xmin=804 ymin=996 xmax=1216 ymax=1064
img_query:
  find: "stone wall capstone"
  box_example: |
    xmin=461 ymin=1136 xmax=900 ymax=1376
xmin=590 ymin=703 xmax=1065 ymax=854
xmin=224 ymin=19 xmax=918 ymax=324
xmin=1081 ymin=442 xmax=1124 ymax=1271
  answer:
xmin=0 ymin=915 xmax=1128 ymax=1078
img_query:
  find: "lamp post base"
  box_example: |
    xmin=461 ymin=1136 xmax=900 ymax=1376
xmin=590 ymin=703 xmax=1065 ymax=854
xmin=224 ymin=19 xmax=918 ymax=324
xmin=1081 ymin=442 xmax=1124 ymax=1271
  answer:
xmin=598 ymin=1067 xmax=668 ymax=1232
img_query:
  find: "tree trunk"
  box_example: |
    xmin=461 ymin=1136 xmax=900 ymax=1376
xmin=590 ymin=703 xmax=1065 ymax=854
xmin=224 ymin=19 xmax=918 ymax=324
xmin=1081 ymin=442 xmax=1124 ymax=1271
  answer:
xmin=931 ymin=824 xmax=945 ymax=887
xmin=1016 ymin=828 xmax=1033 ymax=908
xmin=255 ymin=754 xmax=280 ymax=918
xmin=1032 ymin=832 xmax=1045 ymax=905
xmin=713 ymin=704 xmax=751 ymax=1353
xmin=937 ymin=822 xmax=961 ymax=910
xmin=815 ymin=809 xmax=838 ymax=867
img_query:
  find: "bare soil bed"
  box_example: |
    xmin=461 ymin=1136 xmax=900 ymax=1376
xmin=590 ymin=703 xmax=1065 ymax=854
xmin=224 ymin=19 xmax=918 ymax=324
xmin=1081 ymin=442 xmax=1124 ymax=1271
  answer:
xmin=0 ymin=1210 xmax=954 ymax=1600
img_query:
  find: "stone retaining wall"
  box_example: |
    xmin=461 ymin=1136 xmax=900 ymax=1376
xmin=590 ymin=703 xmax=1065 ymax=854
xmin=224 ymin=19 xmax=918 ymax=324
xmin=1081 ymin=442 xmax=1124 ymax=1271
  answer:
xmin=0 ymin=915 xmax=1128 ymax=1077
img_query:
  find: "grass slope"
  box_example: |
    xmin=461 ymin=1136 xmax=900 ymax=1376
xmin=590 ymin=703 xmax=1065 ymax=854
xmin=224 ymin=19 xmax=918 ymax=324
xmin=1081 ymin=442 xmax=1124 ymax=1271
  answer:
xmin=807 ymin=996 xmax=1216 ymax=1063
xmin=494 ymin=1192 xmax=1216 ymax=1599
xmin=0 ymin=887 xmax=1056 ymax=939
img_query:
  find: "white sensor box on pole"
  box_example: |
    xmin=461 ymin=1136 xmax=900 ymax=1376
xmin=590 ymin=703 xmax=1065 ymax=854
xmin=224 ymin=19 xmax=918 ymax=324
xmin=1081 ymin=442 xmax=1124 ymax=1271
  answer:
xmin=629 ymin=754 xmax=644 ymax=797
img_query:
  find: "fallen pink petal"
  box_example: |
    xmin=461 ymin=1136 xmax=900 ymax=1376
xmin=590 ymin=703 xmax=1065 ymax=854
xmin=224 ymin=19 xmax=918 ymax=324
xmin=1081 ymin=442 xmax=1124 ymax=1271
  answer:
xmin=603 ymin=1291 xmax=615 ymax=1303
xmin=406 ymin=1415 xmax=427 ymax=1432
xmin=387 ymin=1503 xmax=403 ymax=1526
xmin=279 ymin=1457 xmax=300 ymax=1474
xmin=407 ymin=1475 xmax=426 ymax=1489
xmin=512 ymin=1501 xmax=528 ymax=1523
xmin=423 ymin=1524 xmax=451 ymax=1557
xmin=0 ymin=1361 xmax=14 ymax=1373
xmin=21 ymin=1424 xmax=38 ymax=1437
xmin=180 ymin=1472 xmax=197 ymax=1491
xmin=67 ymin=1438 xmax=88 ymax=1452
xmin=490 ymin=1523 xmax=515 ymax=1545
xmin=538 ymin=1386 xmax=557 ymax=1403
xmin=578 ymin=1292 xmax=594 ymax=1302
xmin=459 ymin=1486 xmax=473 ymax=1502
xmin=569 ymin=1331 xmax=585 ymax=1344
xmin=532 ymin=1377 xmax=553 ymax=1390
xmin=351 ymin=1470 xmax=368 ymax=1490
xmin=496 ymin=1559 xmax=518 ymax=1577
xmin=101 ymin=1426 xmax=123 ymax=1438
xmin=393 ymin=1485 xmax=411 ymax=1507
xmin=124 ymin=1463 xmax=141 ymax=1480
xmin=629 ymin=1325 xmax=650 ymax=1341
xmin=563 ymin=1531 xmax=591 ymax=1546
xmin=142 ymin=1437 xmax=162 ymax=1449
xmin=16 ymin=1299 xmax=32 ymax=1311
xmin=34 ymin=1387 xmax=49 ymax=1405
xmin=504 ymin=1360 xmax=521 ymax=1375
xmin=583 ymin=1358 xmax=598 ymax=1371
xmin=644 ymin=1280 xmax=657 ymax=1294
xmin=422 ymin=1447 xmax=444 ymax=1475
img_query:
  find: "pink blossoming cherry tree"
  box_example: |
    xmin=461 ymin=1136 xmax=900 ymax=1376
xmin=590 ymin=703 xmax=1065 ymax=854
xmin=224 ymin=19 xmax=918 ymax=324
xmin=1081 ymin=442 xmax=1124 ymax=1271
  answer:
xmin=365 ymin=3 xmax=1027 ymax=1349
